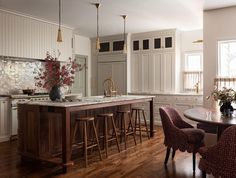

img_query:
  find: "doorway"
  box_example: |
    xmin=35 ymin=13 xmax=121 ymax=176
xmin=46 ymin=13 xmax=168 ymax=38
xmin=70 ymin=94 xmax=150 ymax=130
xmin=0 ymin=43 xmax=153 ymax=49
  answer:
xmin=71 ymin=55 xmax=87 ymax=96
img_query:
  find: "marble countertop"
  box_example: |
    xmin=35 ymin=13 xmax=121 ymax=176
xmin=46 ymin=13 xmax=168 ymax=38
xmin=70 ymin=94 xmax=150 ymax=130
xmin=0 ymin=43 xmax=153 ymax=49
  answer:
xmin=18 ymin=95 xmax=154 ymax=107
xmin=128 ymin=92 xmax=203 ymax=96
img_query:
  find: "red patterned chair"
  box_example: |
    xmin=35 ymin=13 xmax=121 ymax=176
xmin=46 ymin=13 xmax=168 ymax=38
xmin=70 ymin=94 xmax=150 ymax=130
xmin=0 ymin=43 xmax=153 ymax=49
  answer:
xmin=199 ymin=125 xmax=236 ymax=178
xmin=159 ymin=106 xmax=205 ymax=172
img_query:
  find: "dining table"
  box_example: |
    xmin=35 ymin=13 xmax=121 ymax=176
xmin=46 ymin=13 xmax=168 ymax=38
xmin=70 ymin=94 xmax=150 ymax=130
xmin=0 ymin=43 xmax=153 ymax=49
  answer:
xmin=183 ymin=107 xmax=236 ymax=140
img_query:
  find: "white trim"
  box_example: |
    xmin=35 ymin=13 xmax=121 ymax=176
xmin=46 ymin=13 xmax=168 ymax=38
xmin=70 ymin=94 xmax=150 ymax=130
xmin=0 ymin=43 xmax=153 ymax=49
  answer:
xmin=0 ymin=8 xmax=74 ymax=30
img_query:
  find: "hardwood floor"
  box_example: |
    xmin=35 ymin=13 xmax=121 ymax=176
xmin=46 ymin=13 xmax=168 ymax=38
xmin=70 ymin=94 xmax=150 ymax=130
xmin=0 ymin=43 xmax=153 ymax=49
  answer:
xmin=0 ymin=127 xmax=213 ymax=178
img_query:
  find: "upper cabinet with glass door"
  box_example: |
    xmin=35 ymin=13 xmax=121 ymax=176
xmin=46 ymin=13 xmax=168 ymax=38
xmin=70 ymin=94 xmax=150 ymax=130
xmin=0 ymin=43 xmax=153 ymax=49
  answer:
xmin=153 ymin=35 xmax=174 ymax=51
xmin=131 ymin=30 xmax=176 ymax=52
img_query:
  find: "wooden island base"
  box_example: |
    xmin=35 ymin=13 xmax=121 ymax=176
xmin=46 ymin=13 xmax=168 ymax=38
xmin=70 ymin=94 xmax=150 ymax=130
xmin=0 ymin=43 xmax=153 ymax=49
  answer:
xmin=18 ymin=95 xmax=154 ymax=172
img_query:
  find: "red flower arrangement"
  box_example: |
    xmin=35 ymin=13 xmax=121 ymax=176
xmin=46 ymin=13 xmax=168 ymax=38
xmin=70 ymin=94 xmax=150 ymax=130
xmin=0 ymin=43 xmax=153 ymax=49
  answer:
xmin=35 ymin=52 xmax=79 ymax=90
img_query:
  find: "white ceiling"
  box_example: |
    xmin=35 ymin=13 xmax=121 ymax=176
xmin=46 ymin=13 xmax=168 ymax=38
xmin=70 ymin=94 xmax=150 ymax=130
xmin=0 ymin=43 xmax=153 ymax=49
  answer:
xmin=0 ymin=0 xmax=236 ymax=37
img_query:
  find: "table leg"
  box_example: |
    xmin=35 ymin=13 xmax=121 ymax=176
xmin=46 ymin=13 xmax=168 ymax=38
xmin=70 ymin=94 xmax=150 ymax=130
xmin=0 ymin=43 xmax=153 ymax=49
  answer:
xmin=62 ymin=108 xmax=71 ymax=173
xmin=149 ymin=98 xmax=154 ymax=137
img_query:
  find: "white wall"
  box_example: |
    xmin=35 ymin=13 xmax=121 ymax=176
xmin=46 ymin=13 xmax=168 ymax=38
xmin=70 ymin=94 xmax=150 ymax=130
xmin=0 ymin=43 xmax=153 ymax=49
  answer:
xmin=181 ymin=30 xmax=203 ymax=52
xmin=73 ymin=34 xmax=91 ymax=96
xmin=180 ymin=29 xmax=203 ymax=92
xmin=203 ymin=6 xmax=236 ymax=108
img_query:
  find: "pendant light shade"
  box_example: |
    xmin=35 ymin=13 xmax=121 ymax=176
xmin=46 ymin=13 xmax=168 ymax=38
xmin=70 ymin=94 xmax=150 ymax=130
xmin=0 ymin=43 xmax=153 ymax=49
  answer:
xmin=57 ymin=0 xmax=62 ymax=42
xmin=94 ymin=3 xmax=101 ymax=50
xmin=122 ymin=15 xmax=127 ymax=54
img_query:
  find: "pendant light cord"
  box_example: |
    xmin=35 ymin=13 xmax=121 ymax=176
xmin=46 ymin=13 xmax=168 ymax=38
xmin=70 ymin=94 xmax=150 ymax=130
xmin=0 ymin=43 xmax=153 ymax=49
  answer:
xmin=123 ymin=16 xmax=126 ymax=45
xmin=59 ymin=0 xmax=61 ymax=30
xmin=96 ymin=4 xmax=99 ymax=40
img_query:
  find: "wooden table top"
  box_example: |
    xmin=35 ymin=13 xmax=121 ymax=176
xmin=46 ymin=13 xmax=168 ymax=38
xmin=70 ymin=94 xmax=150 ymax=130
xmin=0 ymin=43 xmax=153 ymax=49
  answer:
xmin=184 ymin=107 xmax=236 ymax=126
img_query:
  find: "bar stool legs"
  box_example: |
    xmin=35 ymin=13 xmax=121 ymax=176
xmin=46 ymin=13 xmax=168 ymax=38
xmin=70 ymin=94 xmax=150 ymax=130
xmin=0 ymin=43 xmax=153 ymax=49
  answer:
xmin=71 ymin=117 xmax=102 ymax=167
xmin=132 ymin=107 xmax=150 ymax=143
xmin=116 ymin=110 xmax=137 ymax=150
xmin=97 ymin=113 xmax=120 ymax=158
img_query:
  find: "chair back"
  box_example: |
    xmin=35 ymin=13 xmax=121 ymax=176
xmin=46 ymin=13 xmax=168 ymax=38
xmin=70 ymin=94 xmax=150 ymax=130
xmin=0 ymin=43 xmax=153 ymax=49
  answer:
xmin=199 ymin=125 xmax=236 ymax=177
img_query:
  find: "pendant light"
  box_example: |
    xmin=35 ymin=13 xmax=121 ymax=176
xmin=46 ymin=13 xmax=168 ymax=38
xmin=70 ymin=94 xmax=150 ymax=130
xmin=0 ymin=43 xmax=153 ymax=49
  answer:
xmin=57 ymin=0 xmax=62 ymax=42
xmin=94 ymin=3 xmax=101 ymax=50
xmin=122 ymin=15 xmax=127 ymax=54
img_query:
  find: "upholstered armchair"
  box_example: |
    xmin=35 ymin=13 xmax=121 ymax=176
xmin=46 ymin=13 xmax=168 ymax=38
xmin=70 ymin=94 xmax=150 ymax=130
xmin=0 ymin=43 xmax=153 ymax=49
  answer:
xmin=159 ymin=106 xmax=205 ymax=172
xmin=199 ymin=125 xmax=236 ymax=178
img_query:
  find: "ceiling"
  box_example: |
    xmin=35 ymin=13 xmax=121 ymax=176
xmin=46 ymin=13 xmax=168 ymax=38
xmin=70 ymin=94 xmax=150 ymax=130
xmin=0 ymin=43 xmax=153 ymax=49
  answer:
xmin=0 ymin=0 xmax=236 ymax=37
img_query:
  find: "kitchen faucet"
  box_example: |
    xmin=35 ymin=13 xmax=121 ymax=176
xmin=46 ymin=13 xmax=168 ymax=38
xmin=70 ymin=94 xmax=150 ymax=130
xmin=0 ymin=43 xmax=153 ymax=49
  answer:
xmin=103 ymin=77 xmax=117 ymax=97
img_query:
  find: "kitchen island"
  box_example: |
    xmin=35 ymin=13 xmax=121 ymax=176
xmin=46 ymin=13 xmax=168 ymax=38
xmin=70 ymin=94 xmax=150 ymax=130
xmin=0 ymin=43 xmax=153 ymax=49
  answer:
xmin=18 ymin=95 xmax=154 ymax=173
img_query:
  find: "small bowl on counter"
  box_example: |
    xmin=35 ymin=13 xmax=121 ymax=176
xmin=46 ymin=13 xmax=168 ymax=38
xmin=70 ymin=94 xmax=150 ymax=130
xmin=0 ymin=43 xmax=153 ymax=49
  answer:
xmin=22 ymin=89 xmax=35 ymax=95
xmin=65 ymin=93 xmax=82 ymax=102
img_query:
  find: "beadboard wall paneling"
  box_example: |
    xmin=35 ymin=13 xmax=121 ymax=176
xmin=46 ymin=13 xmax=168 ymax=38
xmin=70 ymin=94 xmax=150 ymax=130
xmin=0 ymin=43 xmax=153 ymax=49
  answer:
xmin=0 ymin=10 xmax=72 ymax=60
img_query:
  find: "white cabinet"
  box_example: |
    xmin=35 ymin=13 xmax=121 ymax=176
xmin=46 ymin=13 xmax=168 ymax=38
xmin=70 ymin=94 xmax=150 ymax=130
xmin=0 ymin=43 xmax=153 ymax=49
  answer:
xmin=130 ymin=29 xmax=180 ymax=93
xmin=0 ymin=97 xmax=10 ymax=142
xmin=0 ymin=10 xmax=72 ymax=60
xmin=131 ymin=93 xmax=203 ymax=125
xmin=98 ymin=62 xmax=127 ymax=95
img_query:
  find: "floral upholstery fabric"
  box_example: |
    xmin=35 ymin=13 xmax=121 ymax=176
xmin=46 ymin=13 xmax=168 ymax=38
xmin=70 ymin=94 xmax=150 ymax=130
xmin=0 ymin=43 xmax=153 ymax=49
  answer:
xmin=198 ymin=125 xmax=236 ymax=178
xmin=159 ymin=106 xmax=205 ymax=153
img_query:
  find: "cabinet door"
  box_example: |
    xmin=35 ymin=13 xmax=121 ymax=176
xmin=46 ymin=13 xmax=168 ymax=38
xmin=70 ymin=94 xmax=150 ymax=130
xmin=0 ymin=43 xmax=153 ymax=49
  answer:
xmin=98 ymin=62 xmax=127 ymax=95
xmin=112 ymin=62 xmax=127 ymax=95
xmin=162 ymin=52 xmax=175 ymax=93
xmin=0 ymin=99 xmax=10 ymax=140
xmin=131 ymin=54 xmax=142 ymax=92
xmin=163 ymin=36 xmax=174 ymax=51
xmin=98 ymin=63 xmax=113 ymax=95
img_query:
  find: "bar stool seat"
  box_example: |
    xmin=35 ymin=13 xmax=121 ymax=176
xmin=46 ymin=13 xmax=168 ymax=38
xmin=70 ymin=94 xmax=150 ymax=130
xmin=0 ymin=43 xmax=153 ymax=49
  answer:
xmin=97 ymin=113 xmax=120 ymax=157
xmin=115 ymin=110 xmax=136 ymax=150
xmin=71 ymin=116 xmax=102 ymax=167
xmin=132 ymin=107 xmax=150 ymax=143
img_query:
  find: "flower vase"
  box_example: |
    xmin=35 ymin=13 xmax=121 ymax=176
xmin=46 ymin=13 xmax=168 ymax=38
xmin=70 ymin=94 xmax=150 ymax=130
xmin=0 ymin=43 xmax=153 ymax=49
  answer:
xmin=220 ymin=102 xmax=233 ymax=116
xmin=49 ymin=86 xmax=62 ymax=101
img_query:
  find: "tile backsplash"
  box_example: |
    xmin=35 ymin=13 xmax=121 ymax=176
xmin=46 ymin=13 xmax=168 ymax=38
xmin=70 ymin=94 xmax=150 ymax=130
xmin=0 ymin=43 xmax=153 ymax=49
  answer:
xmin=0 ymin=56 xmax=46 ymax=94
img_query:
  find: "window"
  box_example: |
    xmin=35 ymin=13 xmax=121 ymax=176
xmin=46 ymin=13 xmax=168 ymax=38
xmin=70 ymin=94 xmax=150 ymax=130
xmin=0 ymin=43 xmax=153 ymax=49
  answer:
xmin=216 ymin=40 xmax=236 ymax=90
xmin=183 ymin=52 xmax=203 ymax=92
xmin=218 ymin=40 xmax=236 ymax=77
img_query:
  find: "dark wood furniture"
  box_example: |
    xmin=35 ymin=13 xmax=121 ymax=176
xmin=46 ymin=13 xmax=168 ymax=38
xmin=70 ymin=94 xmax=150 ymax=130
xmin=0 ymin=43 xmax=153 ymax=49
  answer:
xmin=71 ymin=116 xmax=102 ymax=167
xmin=116 ymin=109 xmax=137 ymax=150
xmin=131 ymin=107 xmax=150 ymax=143
xmin=18 ymin=95 xmax=154 ymax=173
xmin=183 ymin=107 xmax=236 ymax=140
xmin=97 ymin=113 xmax=120 ymax=157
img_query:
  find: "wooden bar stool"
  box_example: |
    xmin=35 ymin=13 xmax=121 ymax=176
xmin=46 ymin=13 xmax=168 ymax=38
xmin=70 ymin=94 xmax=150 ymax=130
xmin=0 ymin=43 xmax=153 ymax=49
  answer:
xmin=97 ymin=113 xmax=121 ymax=157
xmin=131 ymin=107 xmax=150 ymax=143
xmin=71 ymin=116 xmax=102 ymax=167
xmin=116 ymin=110 xmax=137 ymax=150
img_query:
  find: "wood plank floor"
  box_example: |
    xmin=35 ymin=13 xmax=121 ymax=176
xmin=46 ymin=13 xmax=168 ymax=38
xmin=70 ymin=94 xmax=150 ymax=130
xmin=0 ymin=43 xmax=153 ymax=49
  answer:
xmin=0 ymin=127 xmax=213 ymax=178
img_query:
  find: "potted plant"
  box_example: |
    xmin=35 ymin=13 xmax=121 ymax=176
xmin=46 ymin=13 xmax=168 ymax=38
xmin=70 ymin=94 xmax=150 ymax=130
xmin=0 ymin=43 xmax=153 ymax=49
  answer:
xmin=210 ymin=87 xmax=236 ymax=115
xmin=35 ymin=52 xmax=79 ymax=101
